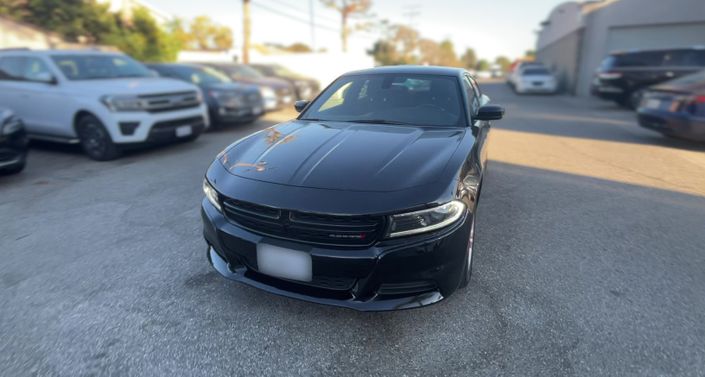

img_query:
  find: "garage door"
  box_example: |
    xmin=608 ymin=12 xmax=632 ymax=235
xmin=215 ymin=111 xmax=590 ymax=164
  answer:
xmin=605 ymin=22 xmax=705 ymax=53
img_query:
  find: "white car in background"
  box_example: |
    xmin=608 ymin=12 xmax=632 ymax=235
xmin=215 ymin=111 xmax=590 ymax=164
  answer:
xmin=0 ymin=49 xmax=209 ymax=160
xmin=511 ymin=66 xmax=558 ymax=94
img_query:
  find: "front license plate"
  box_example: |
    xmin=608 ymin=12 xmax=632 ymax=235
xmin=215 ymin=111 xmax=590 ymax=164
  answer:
xmin=175 ymin=125 xmax=192 ymax=137
xmin=532 ymin=81 xmax=543 ymax=86
xmin=644 ymin=99 xmax=661 ymax=109
xmin=257 ymin=243 xmax=312 ymax=282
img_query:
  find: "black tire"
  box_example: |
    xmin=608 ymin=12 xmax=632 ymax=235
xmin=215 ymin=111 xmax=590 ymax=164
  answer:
xmin=0 ymin=154 xmax=26 ymax=175
xmin=459 ymin=215 xmax=476 ymax=289
xmin=76 ymin=114 xmax=121 ymax=161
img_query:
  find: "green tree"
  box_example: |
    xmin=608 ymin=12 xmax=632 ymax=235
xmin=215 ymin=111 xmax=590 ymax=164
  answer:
xmin=494 ymin=56 xmax=511 ymax=72
xmin=187 ymin=15 xmax=233 ymax=51
xmin=110 ymin=7 xmax=179 ymax=62
xmin=475 ymin=59 xmax=490 ymax=71
xmin=460 ymin=48 xmax=477 ymax=70
xmin=368 ymin=24 xmax=418 ymax=65
xmin=525 ymin=49 xmax=536 ymax=58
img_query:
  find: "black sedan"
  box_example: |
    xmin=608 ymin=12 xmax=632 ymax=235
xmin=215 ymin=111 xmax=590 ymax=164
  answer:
xmin=203 ymin=63 xmax=295 ymax=112
xmin=200 ymin=66 xmax=504 ymax=311
xmin=0 ymin=108 xmax=28 ymax=175
xmin=147 ymin=64 xmax=264 ymax=127
xmin=637 ymin=70 xmax=705 ymax=141
xmin=249 ymin=64 xmax=320 ymax=100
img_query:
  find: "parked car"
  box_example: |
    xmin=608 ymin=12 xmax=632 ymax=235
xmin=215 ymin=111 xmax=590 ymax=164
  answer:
xmin=248 ymin=63 xmax=320 ymax=100
xmin=0 ymin=108 xmax=28 ymax=175
xmin=202 ymin=63 xmax=295 ymax=112
xmin=637 ymin=69 xmax=705 ymax=141
xmin=148 ymin=63 xmax=264 ymax=127
xmin=0 ymin=49 xmax=209 ymax=161
xmin=201 ymin=66 xmax=504 ymax=311
xmin=511 ymin=66 xmax=558 ymax=94
xmin=507 ymin=61 xmax=545 ymax=87
xmin=592 ymin=46 xmax=705 ymax=109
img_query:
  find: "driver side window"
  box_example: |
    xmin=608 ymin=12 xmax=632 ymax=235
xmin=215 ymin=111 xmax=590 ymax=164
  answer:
xmin=462 ymin=74 xmax=480 ymax=115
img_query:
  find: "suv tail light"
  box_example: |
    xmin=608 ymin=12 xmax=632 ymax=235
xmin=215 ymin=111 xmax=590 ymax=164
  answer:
xmin=685 ymin=95 xmax=705 ymax=116
xmin=598 ymin=72 xmax=622 ymax=80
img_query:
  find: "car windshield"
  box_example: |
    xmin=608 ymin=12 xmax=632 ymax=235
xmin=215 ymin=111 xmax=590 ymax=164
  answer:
xmin=300 ymin=73 xmax=465 ymax=127
xmin=51 ymin=54 xmax=153 ymax=80
xmin=171 ymin=66 xmax=231 ymax=85
xmin=522 ymin=68 xmax=550 ymax=76
xmin=271 ymin=64 xmax=304 ymax=78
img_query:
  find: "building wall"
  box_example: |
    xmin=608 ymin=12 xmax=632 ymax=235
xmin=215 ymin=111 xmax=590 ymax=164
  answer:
xmin=575 ymin=0 xmax=705 ymax=96
xmin=536 ymin=29 xmax=583 ymax=94
xmin=537 ymin=0 xmax=705 ymax=97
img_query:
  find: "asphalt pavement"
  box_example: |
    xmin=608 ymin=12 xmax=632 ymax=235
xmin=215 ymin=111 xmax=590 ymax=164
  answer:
xmin=2 ymin=83 xmax=705 ymax=377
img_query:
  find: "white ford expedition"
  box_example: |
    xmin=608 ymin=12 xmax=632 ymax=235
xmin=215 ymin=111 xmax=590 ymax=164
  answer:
xmin=0 ymin=49 xmax=209 ymax=160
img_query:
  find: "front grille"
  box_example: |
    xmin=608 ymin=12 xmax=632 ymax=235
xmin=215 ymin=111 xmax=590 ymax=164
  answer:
xmin=139 ymin=91 xmax=201 ymax=113
xmin=152 ymin=116 xmax=204 ymax=131
xmin=244 ymin=92 xmax=262 ymax=106
xmin=222 ymin=199 xmax=385 ymax=247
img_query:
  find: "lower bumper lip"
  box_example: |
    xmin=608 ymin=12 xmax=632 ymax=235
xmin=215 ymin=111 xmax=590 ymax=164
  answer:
xmin=201 ymin=201 xmax=471 ymax=311
xmin=207 ymin=246 xmax=445 ymax=311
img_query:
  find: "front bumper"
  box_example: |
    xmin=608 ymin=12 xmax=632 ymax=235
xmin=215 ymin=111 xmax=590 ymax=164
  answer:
xmin=201 ymin=199 xmax=471 ymax=311
xmin=102 ymin=104 xmax=210 ymax=144
xmin=210 ymin=105 xmax=264 ymax=124
xmin=637 ymin=110 xmax=705 ymax=141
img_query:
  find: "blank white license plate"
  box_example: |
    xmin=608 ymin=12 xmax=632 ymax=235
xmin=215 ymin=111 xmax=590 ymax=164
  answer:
xmin=175 ymin=125 xmax=192 ymax=137
xmin=257 ymin=244 xmax=312 ymax=282
xmin=644 ymin=99 xmax=661 ymax=109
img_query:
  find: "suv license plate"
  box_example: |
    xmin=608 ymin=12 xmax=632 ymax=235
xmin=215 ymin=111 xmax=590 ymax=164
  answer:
xmin=176 ymin=125 xmax=192 ymax=137
xmin=257 ymin=243 xmax=312 ymax=282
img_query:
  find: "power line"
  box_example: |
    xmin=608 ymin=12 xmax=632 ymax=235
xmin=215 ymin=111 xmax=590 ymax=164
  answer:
xmin=250 ymin=1 xmax=340 ymax=33
xmin=265 ymin=0 xmax=340 ymax=27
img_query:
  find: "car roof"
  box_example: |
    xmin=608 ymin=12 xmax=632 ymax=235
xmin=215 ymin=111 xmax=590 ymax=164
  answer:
xmin=611 ymin=46 xmax=705 ymax=56
xmin=343 ymin=65 xmax=466 ymax=77
xmin=0 ymin=49 xmax=125 ymax=57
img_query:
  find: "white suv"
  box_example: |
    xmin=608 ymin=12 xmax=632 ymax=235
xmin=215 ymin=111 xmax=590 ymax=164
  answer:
xmin=0 ymin=49 xmax=209 ymax=160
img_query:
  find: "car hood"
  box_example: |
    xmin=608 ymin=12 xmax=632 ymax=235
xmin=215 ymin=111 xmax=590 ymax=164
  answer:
xmin=236 ymin=77 xmax=292 ymax=90
xmin=651 ymin=80 xmax=705 ymax=95
xmin=65 ymin=77 xmax=199 ymax=96
xmin=206 ymin=82 xmax=260 ymax=94
xmin=218 ymin=120 xmax=466 ymax=192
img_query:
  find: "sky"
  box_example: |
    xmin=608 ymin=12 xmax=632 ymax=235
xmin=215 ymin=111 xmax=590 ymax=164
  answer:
xmin=146 ymin=0 xmax=568 ymax=61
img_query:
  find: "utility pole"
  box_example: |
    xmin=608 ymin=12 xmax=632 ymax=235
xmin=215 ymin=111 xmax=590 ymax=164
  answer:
xmin=243 ymin=0 xmax=251 ymax=63
xmin=341 ymin=0 xmax=348 ymax=53
xmin=309 ymin=0 xmax=316 ymax=52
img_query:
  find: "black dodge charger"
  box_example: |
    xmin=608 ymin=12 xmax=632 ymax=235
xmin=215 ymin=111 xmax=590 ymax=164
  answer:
xmin=201 ymin=66 xmax=504 ymax=311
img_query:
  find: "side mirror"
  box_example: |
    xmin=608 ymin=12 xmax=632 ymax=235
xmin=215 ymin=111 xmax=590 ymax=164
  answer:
xmin=476 ymin=105 xmax=504 ymax=121
xmin=294 ymin=100 xmax=309 ymax=113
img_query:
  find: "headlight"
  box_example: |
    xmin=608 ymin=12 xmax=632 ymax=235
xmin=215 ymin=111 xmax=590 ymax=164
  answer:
xmin=1 ymin=116 xmax=22 ymax=136
xmin=259 ymin=86 xmax=276 ymax=100
xmin=209 ymin=90 xmax=243 ymax=107
xmin=202 ymin=179 xmax=222 ymax=212
xmin=100 ymin=96 xmax=147 ymax=111
xmin=386 ymin=200 xmax=466 ymax=238
xmin=101 ymin=95 xmax=146 ymax=112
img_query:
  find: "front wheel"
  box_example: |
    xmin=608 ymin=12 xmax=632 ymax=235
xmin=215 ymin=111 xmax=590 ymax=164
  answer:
xmin=76 ymin=115 xmax=121 ymax=161
xmin=459 ymin=215 xmax=476 ymax=289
